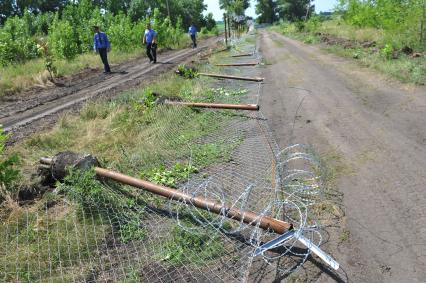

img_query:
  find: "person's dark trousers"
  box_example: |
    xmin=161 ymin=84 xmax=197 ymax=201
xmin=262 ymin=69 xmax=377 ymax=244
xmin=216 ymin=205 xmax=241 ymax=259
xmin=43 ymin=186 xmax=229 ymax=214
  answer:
xmin=98 ymin=48 xmax=111 ymax=73
xmin=146 ymin=43 xmax=157 ymax=63
xmin=191 ymin=34 xmax=197 ymax=48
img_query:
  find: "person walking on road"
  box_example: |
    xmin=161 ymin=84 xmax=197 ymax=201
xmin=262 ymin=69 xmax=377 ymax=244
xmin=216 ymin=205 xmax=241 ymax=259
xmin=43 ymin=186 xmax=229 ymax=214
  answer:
xmin=143 ymin=23 xmax=157 ymax=64
xmin=93 ymin=25 xmax=111 ymax=74
xmin=188 ymin=24 xmax=197 ymax=48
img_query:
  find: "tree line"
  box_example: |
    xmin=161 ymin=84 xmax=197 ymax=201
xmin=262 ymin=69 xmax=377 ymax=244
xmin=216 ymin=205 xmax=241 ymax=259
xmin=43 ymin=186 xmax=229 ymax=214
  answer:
xmin=219 ymin=0 xmax=251 ymax=16
xmin=0 ymin=0 xmax=217 ymax=66
xmin=255 ymin=0 xmax=313 ymax=23
xmin=0 ymin=0 xmax=209 ymax=26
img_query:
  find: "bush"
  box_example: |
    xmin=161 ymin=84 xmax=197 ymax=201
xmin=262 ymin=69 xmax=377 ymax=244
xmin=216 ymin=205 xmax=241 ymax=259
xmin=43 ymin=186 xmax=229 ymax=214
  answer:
xmin=295 ymin=21 xmax=305 ymax=32
xmin=0 ymin=31 xmax=16 ymax=66
xmin=0 ymin=127 xmax=20 ymax=191
xmin=48 ymin=17 xmax=79 ymax=60
xmin=381 ymin=43 xmax=393 ymax=59
xmin=200 ymin=27 xmax=209 ymax=35
xmin=204 ymin=12 xmax=216 ymax=31
xmin=210 ymin=26 xmax=219 ymax=36
xmin=0 ymin=16 xmax=39 ymax=66
xmin=177 ymin=64 xmax=198 ymax=79
xmin=0 ymin=2 xmax=212 ymax=66
xmin=108 ymin=14 xmax=134 ymax=52
xmin=305 ymin=16 xmax=322 ymax=32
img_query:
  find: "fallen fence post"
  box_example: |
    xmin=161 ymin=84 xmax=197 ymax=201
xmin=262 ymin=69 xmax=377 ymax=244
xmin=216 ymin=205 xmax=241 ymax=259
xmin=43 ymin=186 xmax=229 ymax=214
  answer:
xmin=198 ymin=72 xmax=264 ymax=82
xmin=40 ymin=153 xmax=290 ymax=234
xmin=231 ymin=53 xmax=253 ymax=57
xmin=215 ymin=62 xmax=258 ymax=67
xmin=165 ymin=101 xmax=259 ymax=111
xmin=40 ymin=152 xmax=340 ymax=270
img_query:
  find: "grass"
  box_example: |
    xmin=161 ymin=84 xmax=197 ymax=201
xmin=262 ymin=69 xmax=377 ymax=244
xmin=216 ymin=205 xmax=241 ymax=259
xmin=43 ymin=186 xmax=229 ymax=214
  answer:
xmin=1 ymin=53 xmax=251 ymax=280
xmin=317 ymin=19 xmax=385 ymax=43
xmin=0 ymin=196 xmax=110 ymax=282
xmin=117 ymin=268 xmax=142 ymax=283
xmin=306 ymin=148 xmax=350 ymax=226
xmin=270 ymin=21 xmax=426 ymax=85
xmin=324 ymin=45 xmax=426 ymax=84
xmin=339 ymin=229 xmax=350 ymax=243
xmin=16 ymin=73 xmax=233 ymax=169
xmin=157 ymin=223 xmax=225 ymax=266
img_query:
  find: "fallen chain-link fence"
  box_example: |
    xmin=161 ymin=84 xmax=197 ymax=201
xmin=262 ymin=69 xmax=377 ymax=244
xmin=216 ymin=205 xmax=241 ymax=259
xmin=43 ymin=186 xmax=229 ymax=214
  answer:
xmin=0 ymin=33 xmax=336 ymax=282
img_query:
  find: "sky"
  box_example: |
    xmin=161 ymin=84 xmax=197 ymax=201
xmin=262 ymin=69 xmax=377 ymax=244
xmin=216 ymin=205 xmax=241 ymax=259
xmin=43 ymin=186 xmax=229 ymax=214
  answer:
xmin=204 ymin=0 xmax=337 ymax=20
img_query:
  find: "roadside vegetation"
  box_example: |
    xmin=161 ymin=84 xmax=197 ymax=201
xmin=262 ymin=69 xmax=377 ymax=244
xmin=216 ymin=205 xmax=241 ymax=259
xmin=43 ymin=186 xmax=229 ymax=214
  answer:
xmin=0 ymin=0 xmax=218 ymax=96
xmin=0 ymin=128 xmax=20 ymax=202
xmin=0 ymin=51 xmax=250 ymax=280
xmin=257 ymin=0 xmax=426 ymax=84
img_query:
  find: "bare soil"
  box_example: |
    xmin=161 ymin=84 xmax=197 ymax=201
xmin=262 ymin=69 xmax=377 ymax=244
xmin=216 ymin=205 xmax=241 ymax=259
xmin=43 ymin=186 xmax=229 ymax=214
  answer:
xmin=316 ymin=32 xmax=426 ymax=59
xmin=259 ymin=30 xmax=426 ymax=282
xmin=0 ymin=36 xmax=222 ymax=144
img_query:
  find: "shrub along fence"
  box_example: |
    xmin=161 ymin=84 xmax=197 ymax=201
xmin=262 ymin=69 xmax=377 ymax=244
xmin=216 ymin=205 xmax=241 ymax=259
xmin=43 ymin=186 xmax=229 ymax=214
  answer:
xmin=0 ymin=1 xmax=216 ymax=65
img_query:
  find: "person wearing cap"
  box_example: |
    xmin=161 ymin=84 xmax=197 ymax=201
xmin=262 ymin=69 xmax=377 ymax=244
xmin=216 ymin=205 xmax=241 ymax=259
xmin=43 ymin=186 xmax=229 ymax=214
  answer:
xmin=143 ymin=23 xmax=157 ymax=63
xmin=188 ymin=24 xmax=197 ymax=48
xmin=93 ymin=25 xmax=111 ymax=74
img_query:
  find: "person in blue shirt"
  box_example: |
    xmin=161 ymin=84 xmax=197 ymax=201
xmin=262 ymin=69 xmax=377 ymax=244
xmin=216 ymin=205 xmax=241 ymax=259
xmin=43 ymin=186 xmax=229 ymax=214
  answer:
xmin=93 ymin=26 xmax=111 ymax=73
xmin=188 ymin=24 xmax=197 ymax=48
xmin=143 ymin=23 xmax=157 ymax=64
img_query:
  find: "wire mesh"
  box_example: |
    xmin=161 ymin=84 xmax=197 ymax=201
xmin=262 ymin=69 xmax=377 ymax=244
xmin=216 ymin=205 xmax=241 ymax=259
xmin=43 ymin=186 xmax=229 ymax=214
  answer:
xmin=0 ymin=32 xmax=328 ymax=282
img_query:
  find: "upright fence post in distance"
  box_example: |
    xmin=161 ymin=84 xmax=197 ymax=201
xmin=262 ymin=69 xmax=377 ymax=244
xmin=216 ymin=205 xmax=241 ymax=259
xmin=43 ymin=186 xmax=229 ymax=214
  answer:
xmin=198 ymin=72 xmax=264 ymax=82
xmin=223 ymin=13 xmax=228 ymax=46
xmin=227 ymin=15 xmax=231 ymax=39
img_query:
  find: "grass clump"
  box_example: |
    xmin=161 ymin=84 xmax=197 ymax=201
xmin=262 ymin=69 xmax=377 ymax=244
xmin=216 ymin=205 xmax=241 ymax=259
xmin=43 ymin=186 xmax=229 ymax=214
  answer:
xmin=159 ymin=223 xmax=225 ymax=266
xmin=58 ymin=168 xmax=146 ymax=244
xmin=177 ymin=64 xmax=199 ymax=79
xmin=0 ymin=195 xmax=109 ymax=282
xmin=141 ymin=163 xmax=198 ymax=188
xmin=0 ymin=126 xmax=20 ymax=201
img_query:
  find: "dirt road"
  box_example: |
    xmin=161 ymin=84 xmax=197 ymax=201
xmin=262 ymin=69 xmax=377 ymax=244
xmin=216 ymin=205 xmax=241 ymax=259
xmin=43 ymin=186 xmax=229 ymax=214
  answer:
xmin=0 ymin=36 xmax=221 ymax=142
xmin=259 ymin=31 xmax=426 ymax=282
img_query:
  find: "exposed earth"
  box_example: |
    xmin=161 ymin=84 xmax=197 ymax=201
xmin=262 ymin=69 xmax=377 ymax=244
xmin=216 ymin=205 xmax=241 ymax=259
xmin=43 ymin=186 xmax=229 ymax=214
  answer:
xmin=259 ymin=30 xmax=426 ymax=282
xmin=0 ymin=36 xmax=222 ymax=143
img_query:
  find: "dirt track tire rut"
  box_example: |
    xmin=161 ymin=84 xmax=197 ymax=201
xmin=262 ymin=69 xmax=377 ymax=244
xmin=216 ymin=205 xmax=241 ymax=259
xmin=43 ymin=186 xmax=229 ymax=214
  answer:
xmin=1 ymin=38 xmax=220 ymax=136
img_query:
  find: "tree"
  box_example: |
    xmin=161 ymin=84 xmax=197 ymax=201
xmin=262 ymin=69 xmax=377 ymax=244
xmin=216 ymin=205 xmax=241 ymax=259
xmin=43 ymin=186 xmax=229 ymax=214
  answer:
xmin=14 ymin=0 xmax=69 ymax=14
xmin=129 ymin=0 xmax=155 ymax=21
xmin=220 ymin=0 xmax=250 ymax=15
xmin=256 ymin=0 xmax=277 ymax=23
xmin=204 ymin=12 xmax=216 ymax=30
xmin=128 ymin=0 xmax=206 ymax=28
xmin=105 ymin=0 xmax=132 ymax=15
xmin=0 ymin=0 xmax=15 ymax=24
xmin=276 ymin=0 xmax=314 ymax=21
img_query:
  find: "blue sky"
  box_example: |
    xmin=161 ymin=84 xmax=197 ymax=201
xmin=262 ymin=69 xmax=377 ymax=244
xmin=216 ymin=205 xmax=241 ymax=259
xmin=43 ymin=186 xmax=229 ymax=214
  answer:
xmin=205 ymin=0 xmax=337 ymax=20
